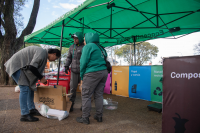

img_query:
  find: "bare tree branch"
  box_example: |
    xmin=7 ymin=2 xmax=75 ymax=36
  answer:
xmin=4 ymin=0 xmax=17 ymax=37
xmin=0 ymin=0 xmax=5 ymax=42
xmin=15 ymin=0 xmax=40 ymax=50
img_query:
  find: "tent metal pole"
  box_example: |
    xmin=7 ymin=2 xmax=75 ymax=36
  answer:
xmin=24 ymin=42 xmax=25 ymax=48
xmin=133 ymin=36 xmax=136 ymax=66
xmin=57 ymin=20 xmax=64 ymax=85
xmin=130 ymin=45 xmax=132 ymax=65
xmin=110 ymin=7 xmax=112 ymax=38
xmin=156 ymin=0 xmax=159 ymax=27
xmin=86 ymin=0 xmax=114 ymax=9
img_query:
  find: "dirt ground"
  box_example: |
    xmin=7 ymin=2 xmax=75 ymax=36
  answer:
xmin=0 ymin=86 xmax=162 ymax=133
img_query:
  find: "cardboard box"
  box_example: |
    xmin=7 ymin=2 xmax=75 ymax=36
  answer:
xmin=76 ymin=83 xmax=81 ymax=92
xmin=34 ymin=85 xmax=72 ymax=112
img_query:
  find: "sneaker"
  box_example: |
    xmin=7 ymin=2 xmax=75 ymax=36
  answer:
xmin=94 ymin=115 xmax=102 ymax=122
xmin=20 ymin=114 xmax=39 ymax=122
xmin=29 ymin=109 xmax=41 ymax=116
xmin=76 ymin=117 xmax=90 ymax=125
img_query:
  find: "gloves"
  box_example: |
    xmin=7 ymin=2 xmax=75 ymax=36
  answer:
xmin=65 ymin=66 xmax=70 ymax=74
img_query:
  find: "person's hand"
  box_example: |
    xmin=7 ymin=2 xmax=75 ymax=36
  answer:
xmin=65 ymin=66 xmax=70 ymax=74
xmin=40 ymin=77 xmax=47 ymax=85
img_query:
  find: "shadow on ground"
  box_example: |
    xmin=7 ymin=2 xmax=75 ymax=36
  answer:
xmin=0 ymin=86 xmax=162 ymax=133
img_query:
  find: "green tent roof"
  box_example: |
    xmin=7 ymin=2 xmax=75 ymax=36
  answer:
xmin=24 ymin=0 xmax=200 ymax=48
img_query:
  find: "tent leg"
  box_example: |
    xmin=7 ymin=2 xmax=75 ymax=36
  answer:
xmin=130 ymin=45 xmax=132 ymax=65
xmin=57 ymin=20 xmax=64 ymax=85
xmin=24 ymin=42 xmax=25 ymax=48
xmin=133 ymin=36 xmax=136 ymax=66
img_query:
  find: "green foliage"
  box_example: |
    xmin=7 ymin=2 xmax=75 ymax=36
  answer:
xmin=55 ymin=47 xmax=69 ymax=57
xmin=115 ymin=42 xmax=159 ymax=65
xmin=61 ymin=47 xmax=69 ymax=56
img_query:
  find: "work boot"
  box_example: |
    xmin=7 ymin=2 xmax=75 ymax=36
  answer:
xmin=20 ymin=114 xmax=39 ymax=122
xmin=76 ymin=117 xmax=90 ymax=125
xmin=30 ymin=109 xmax=41 ymax=116
xmin=70 ymin=103 xmax=74 ymax=112
xmin=94 ymin=115 xmax=102 ymax=122
xmin=80 ymin=106 xmax=82 ymax=111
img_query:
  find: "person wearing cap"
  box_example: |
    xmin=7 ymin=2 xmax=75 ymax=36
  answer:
xmin=4 ymin=46 xmax=61 ymax=122
xmin=76 ymin=32 xmax=108 ymax=124
xmin=64 ymin=32 xmax=84 ymax=112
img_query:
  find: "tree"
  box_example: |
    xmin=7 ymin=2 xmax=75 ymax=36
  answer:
xmin=158 ymin=56 xmax=164 ymax=65
xmin=115 ymin=42 xmax=159 ymax=65
xmin=0 ymin=0 xmax=40 ymax=85
xmin=105 ymin=46 xmax=119 ymax=66
xmin=193 ymin=42 xmax=200 ymax=55
xmin=59 ymin=47 xmax=69 ymax=59
xmin=54 ymin=46 xmax=69 ymax=67
xmin=40 ymin=45 xmax=69 ymax=58
xmin=20 ymin=43 xmax=41 ymax=50
xmin=0 ymin=43 xmax=40 ymax=65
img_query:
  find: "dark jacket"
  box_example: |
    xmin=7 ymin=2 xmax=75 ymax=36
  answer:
xmin=64 ymin=32 xmax=84 ymax=74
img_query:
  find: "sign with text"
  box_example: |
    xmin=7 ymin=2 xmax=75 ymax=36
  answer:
xmin=162 ymin=56 xmax=200 ymax=133
xmin=129 ymin=66 xmax=151 ymax=101
xmin=112 ymin=66 xmax=129 ymax=97
xmin=151 ymin=65 xmax=163 ymax=102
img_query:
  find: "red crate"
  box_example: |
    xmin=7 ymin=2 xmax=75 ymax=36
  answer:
xmin=53 ymin=75 xmax=70 ymax=80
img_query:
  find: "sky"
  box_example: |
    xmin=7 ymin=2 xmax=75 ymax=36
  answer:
xmin=21 ymin=0 xmax=200 ymax=65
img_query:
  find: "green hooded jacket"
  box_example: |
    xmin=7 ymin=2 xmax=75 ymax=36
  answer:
xmin=80 ymin=32 xmax=107 ymax=80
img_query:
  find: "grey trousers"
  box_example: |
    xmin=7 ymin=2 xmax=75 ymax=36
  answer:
xmin=69 ymin=72 xmax=81 ymax=103
xmin=82 ymin=70 xmax=108 ymax=118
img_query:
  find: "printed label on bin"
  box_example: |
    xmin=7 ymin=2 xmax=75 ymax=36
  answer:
xmin=129 ymin=66 xmax=151 ymax=101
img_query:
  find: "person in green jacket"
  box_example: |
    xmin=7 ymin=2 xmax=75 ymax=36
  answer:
xmin=76 ymin=32 xmax=108 ymax=125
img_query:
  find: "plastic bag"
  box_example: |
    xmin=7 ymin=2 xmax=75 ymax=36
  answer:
xmin=103 ymin=98 xmax=118 ymax=110
xmin=103 ymin=99 xmax=108 ymax=105
xmin=47 ymin=115 xmax=58 ymax=119
xmin=47 ymin=112 xmax=69 ymax=121
xmin=57 ymin=111 xmax=69 ymax=121
xmin=35 ymin=103 xmax=69 ymax=121
xmin=15 ymin=86 xmax=20 ymax=93
xmin=103 ymin=98 xmax=113 ymax=105
xmin=47 ymin=109 xmax=69 ymax=121
xmin=35 ymin=103 xmax=50 ymax=117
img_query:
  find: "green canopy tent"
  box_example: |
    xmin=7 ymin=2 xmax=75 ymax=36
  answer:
xmin=24 ymin=0 xmax=200 ymax=84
